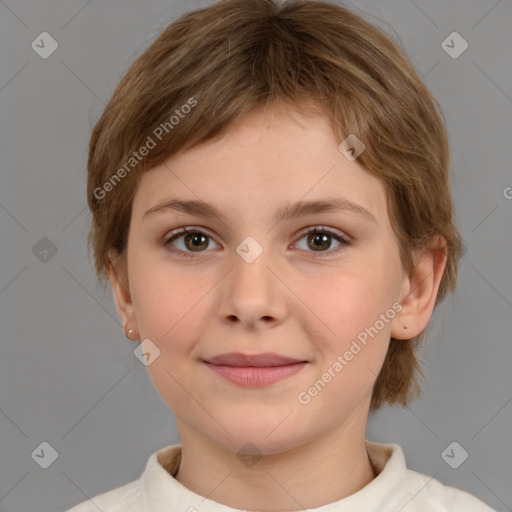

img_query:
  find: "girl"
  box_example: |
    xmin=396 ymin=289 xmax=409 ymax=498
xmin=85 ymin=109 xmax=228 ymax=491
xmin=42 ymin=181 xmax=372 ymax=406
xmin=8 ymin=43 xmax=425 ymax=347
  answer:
xmin=68 ymin=0 xmax=495 ymax=510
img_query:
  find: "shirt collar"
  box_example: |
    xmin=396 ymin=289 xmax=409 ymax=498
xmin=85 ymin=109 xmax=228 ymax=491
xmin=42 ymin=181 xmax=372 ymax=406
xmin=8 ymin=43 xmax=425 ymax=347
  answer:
xmin=140 ymin=440 xmax=407 ymax=512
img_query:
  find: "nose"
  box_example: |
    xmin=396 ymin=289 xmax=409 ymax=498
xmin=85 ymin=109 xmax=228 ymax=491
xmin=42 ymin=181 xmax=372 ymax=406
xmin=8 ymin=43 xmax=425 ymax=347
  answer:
xmin=217 ymin=243 xmax=288 ymax=330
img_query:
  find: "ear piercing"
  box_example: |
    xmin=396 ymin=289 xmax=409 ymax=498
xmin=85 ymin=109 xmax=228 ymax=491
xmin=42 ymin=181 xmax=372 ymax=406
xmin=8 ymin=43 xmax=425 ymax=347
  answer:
xmin=125 ymin=327 xmax=137 ymax=340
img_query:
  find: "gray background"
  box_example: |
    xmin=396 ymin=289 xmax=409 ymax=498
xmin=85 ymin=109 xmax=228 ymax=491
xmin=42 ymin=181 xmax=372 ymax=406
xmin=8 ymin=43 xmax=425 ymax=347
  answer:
xmin=0 ymin=0 xmax=511 ymax=511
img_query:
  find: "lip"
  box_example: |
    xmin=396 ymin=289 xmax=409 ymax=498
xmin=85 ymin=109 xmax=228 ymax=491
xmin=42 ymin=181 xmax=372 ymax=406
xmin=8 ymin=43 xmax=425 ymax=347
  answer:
xmin=203 ymin=361 xmax=308 ymax=387
xmin=204 ymin=352 xmax=306 ymax=367
xmin=203 ymin=352 xmax=308 ymax=387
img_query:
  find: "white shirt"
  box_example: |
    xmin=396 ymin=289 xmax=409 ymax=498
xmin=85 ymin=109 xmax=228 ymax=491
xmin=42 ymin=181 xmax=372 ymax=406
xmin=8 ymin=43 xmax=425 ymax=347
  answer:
xmin=65 ymin=440 xmax=495 ymax=511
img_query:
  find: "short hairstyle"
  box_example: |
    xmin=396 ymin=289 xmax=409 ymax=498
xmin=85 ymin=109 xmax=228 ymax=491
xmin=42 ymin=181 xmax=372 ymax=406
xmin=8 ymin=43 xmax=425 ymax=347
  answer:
xmin=86 ymin=0 xmax=463 ymax=410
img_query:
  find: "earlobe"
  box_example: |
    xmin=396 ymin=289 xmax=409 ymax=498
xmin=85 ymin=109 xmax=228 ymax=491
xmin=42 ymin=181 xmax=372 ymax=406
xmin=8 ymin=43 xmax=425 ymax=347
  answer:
xmin=391 ymin=240 xmax=448 ymax=340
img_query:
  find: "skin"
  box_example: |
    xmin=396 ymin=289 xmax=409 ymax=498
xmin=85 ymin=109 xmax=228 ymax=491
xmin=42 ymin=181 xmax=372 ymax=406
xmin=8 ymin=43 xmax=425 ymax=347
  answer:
xmin=108 ymin=103 xmax=447 ymax=511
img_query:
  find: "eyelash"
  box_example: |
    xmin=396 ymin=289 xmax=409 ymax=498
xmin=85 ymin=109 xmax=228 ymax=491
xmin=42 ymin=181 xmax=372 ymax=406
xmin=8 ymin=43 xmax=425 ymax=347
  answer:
xmin=163 ymin=225 xmax=350 ymax=259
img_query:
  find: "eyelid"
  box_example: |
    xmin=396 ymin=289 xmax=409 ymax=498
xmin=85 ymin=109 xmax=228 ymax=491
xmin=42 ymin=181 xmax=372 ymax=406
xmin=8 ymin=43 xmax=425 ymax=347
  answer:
xmin=290 ymin=225 xmax=350 ymax=258
xmin=293 ymin=225 xmax=350 ymax=242
xmin=163 ymin=225 xmax=218 ymax=246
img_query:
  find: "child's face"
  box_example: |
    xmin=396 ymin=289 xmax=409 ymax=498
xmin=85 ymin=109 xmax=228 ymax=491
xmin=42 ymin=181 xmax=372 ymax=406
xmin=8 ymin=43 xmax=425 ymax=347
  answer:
xmin=115 ymin=105 xmax=410 ymax=453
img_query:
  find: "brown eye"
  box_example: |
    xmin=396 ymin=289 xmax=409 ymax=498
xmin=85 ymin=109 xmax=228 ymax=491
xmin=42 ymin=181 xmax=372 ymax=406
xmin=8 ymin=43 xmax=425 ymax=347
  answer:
xmin=307 ymin=231 xmax=332 ymax=251
xmin=183 ymin=232 xmax=209 ymax=251
xmin=164 ymin=227 xmax=220 ymax=257
xmin=293 ymin=226 xmax=349 ymax=257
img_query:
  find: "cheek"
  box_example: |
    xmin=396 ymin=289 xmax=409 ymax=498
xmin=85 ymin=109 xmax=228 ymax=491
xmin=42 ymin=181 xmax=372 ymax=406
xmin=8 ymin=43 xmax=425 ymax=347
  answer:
xmin=292 ymin=260 xmax=397 ymax=373
xmin=130 ymin=258 xmax=207 ymax=347
xmin=293 ymin=274 xmax=393 ymax=408
xmin=300 ymin=266 xmax=394 ymax=334
xmin=130 ymin=265 xmax=211 ymax=408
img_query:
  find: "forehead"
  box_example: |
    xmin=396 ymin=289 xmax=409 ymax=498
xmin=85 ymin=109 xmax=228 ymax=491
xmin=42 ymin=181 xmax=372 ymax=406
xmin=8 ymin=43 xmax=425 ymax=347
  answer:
xmin=132 ymin=105 xmax=388 ymax=224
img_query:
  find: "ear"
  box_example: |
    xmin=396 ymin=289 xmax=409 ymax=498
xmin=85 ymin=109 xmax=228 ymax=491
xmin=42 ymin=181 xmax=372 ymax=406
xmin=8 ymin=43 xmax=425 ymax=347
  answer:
xmin=106 ymin=249 xmax=138 ymax=335
xmin=391 ymin=238 xmax=448 ymax=340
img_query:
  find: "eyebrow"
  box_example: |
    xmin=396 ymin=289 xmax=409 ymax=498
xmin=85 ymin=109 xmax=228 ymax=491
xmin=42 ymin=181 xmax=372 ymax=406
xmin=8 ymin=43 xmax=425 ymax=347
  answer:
xmin=143 ymin=197 xmax=377 ymax=225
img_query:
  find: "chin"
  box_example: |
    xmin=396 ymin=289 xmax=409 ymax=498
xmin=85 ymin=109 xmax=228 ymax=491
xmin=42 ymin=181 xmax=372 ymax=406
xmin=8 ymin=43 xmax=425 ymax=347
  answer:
xmin=211 ymin=419 xmax=308 ymax=456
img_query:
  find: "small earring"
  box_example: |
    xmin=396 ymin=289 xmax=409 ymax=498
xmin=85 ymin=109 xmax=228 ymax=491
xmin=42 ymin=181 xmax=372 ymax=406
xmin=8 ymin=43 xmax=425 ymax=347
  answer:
xmin=126 ymin=328 xmax=136 ymax=340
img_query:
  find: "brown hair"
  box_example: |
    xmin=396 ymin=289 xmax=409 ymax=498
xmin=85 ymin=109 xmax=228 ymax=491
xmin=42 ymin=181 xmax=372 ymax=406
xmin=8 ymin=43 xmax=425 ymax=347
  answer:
xmin=86 ymin=0 xmax=463 ymax=409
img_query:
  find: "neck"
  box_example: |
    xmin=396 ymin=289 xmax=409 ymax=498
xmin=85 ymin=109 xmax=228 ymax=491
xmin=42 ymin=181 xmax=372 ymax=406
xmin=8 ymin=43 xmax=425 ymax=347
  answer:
xmin=173 ymin=415 xmax=376 ymax=510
